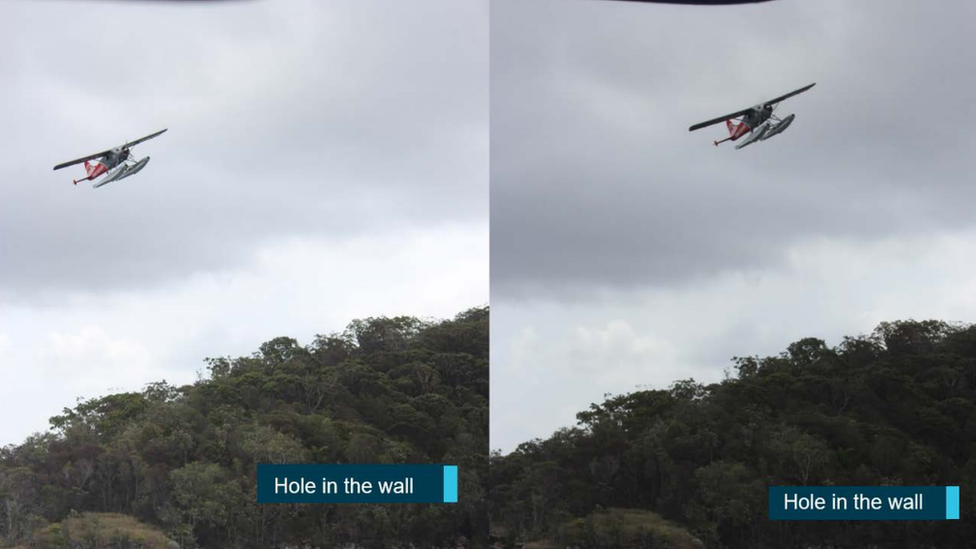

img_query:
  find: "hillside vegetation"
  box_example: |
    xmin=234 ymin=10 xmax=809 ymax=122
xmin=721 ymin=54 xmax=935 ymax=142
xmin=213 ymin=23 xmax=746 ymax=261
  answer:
xmin=15 ymin=512 xmax=176 ymax=549
xmin=490 ymin=320 xmax=976 ymax=549
xmin=0 ymin=307 xmax=488 ymax=549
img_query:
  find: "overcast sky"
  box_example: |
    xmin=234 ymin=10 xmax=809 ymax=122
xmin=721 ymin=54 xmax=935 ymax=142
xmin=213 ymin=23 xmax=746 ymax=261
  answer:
xmin=490 ymin=0 xmax=976 ymax=452
xmin=0 ymin=0 xmax=487 ymax=446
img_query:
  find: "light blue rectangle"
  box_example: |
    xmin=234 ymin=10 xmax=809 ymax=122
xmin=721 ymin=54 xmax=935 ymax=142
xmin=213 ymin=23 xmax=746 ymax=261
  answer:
xmin=443 ymin=465 xmax=458 ymax=503
xmin=946 ymin=486 xmax=959 ymax=520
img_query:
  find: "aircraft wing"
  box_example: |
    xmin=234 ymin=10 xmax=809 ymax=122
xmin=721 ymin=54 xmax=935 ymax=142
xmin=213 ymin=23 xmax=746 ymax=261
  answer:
xmin=122 ymin=128 xmax=167 ymax=149
xmin=53 ymin=149 xmax=113 ymax=171
xmin=688 ymin=107 xmax=754 ymax=132
xmin=763 ymin=83 xmax=816 ymax=107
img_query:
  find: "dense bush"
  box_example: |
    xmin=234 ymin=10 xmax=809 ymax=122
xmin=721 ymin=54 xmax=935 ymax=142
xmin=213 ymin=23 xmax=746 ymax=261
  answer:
xmin=490 ymin=320 xmax=976 ymax=549
xmin=1 ymin=307 xmax=489 ymax=549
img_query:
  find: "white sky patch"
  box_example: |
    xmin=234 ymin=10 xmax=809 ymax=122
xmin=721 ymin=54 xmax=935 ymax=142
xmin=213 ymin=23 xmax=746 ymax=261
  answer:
xmin=569 ymin=320 xmax=677 ymax=382
xmin=1 ymin=325 xmax=159 ymax=447
xmin=43 ymin=326 xmax=155 ymax=383
xmin=507 ymin=325 xmax=539 ymax=376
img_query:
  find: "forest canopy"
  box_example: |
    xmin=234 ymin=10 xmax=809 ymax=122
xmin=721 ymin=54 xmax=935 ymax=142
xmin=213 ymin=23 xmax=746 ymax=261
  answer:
xmin=0 ymin=307 xmax=488 ymax=549
xmin=490 ymin=319 xmax=976 ymax=549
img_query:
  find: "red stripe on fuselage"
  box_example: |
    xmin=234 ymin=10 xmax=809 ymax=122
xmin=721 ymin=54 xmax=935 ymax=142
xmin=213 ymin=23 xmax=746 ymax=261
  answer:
xmin=730 ymin=121 xmax=751 ymax=141
xmin=85 ymin=161 xmax=107 ymax=180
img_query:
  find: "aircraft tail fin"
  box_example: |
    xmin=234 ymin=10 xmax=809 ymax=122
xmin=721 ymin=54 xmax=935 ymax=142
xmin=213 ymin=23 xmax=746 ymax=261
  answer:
xmin=726 ymin=119 xmax=737 ymax=137
xmin=84 ymin=161 xmax=96 ymax=178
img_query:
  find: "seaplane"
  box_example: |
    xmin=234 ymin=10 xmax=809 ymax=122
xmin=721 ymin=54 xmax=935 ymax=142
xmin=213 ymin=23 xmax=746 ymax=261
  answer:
xmin=689 ymin=84 xmax=815 ymax=149
xmin=53 ymin=129 xmax=167 ymax=188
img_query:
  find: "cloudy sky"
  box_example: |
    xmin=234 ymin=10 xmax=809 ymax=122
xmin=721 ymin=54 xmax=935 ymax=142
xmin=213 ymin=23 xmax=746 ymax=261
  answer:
xmin=490 ymin=0 xmax=976 ymax=452
xmin=0 ymin=0 xmax=487 ymax=446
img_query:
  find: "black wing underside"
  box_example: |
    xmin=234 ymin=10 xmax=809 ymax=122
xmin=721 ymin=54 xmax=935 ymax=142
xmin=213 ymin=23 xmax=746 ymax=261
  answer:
xmin=122 ymin=128 xmax=167 ymax=150
xmin=53 ymin=149 xmax=113 ymax=171
xmin=764 ymin=83 xmax=816 ymax=107
xmin=688 ymin=107 xmax=754 ymax=132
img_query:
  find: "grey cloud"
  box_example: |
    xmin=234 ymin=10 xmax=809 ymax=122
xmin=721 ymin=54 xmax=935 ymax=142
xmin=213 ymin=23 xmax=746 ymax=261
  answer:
xmin=1 ymin=0 xmax=487 ymax=301
xmin=490 ymin=0 xmax=976 ymax=300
